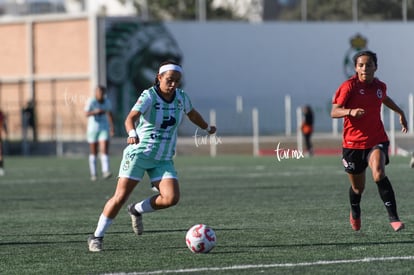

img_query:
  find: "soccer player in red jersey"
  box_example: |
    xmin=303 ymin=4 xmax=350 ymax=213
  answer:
xmin=331 ymin=50 xmax=407 ymax=232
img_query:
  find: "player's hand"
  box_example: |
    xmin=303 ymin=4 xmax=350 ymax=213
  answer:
xmin=127 ymin=136 xmax=139 ymax=144
xmin=207 ymin=126 xmax=217 ymax=135
xmin=400 ymin=115 xmax=408 ymax=133
xmin=349 ymin=108 xmax=365 ymax=118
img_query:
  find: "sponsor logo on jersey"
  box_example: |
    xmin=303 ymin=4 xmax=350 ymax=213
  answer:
xmin=376 ymin=89 xmax=383 ymax=99
xmin=150 ymin=132 xmax=172 ymax=140
xmin=154 ymin=102 xmax=178 ymax=111
xmin=161 ymin=116 xmax=176 ymax=129
xmin=177 ymin=99 xmax=183 ymax=110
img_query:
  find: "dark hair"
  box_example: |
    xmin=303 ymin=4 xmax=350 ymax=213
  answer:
xmin=97 ymin=85 xmax=106 ymax=91
xmin=153 ymin=60 xmax=182 ymax=85
xmin=353 ymin=50 xmax=377 ymax=67
xmin=303 ymin=105 xmax=313 ymax=113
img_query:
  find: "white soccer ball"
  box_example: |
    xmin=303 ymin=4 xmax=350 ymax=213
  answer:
xmin=185 ymin=224 xmax=216 ymax=253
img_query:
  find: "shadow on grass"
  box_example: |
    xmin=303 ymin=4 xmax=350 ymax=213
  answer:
xmin=2 ymin=227 xmax=412 ymax=250
xmin=0 ymin=240 xmax=83 ymax=246
xmin=0 ymin=228 xmax=241 ymax=248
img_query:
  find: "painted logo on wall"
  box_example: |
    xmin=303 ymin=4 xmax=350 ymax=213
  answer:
xmin=105 ymin=19 xmax=183 ymax=135
xmin=343 ymin=33 xmax=368 ymax=79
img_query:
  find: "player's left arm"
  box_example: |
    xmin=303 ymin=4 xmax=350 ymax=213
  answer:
xmin=187 ymin=108 xmax=216 ymax=134
xmin=383 ymin=96 xmax=408 ymax=133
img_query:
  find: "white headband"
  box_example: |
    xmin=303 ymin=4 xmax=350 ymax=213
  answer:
xmin=158 ymin=64 xmax=183 ymax=75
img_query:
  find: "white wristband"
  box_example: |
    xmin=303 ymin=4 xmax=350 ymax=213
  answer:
xmin=128 ymin=129 xmax=137 ymax=138
xmin=204 ymin=125 xmax=211 ymax=132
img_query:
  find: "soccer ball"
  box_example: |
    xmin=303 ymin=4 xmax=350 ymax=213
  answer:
xmin=185 ymin=224 xmax=216 ymax=253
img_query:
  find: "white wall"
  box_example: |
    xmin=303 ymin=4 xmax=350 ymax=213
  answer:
xmin=165 ymin=22 xmax=414 ymax=135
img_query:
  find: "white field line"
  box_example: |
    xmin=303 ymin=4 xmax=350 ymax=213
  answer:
xmin=102 ymin=256 xmax=414 ymax=275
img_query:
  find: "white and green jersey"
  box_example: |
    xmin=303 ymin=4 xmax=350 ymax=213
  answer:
xmin=132 ymin=86 xmax=193 ymax=160
xmin=84 ymin=97 xmax=112 ymax=132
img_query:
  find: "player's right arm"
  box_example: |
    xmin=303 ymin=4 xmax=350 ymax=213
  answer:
xmin=331 ymin=84 xmax=364 ymax=119
xmin=85 ymin=109 xmax=105 ymax=117
xmin=125 ymin=110 xmax=141 ymax=144
xmin=331 ymin=104 xmax=351 ymax=118
xmin=331 ymin=104 xmax=365 ymax=119
xmin=84 ymin=100 xmax=104 ymax=117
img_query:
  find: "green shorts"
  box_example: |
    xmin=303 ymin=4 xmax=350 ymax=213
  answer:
xmin=118 ymin=144 xmax=177 ymax=182
xmin=87 ymin=129 xmax=110 ymax=143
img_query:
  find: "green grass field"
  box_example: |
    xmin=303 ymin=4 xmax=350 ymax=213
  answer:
xmin=1 ymin=154 xmax=414 ymax=274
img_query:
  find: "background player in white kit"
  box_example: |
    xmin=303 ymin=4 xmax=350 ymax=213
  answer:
xmin=85 ymin=86 xmax=115 ymax=181
xmin=88 ymin=61 xmax=216 ymax=252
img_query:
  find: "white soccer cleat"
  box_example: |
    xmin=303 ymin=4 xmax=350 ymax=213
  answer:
xmin=127 ymin=203 xmax=143 ymax=235
xmin=87 ymin=235 xmax=103 ymax=252
xmin=102 ymin=172 xmax=112 ymax=179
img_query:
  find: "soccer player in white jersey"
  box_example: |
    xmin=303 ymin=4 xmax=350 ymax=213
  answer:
xmin=84 ymin=86 xmax=115 ymax=181
xmin=88 ymin=61 xmax=216 ymax=252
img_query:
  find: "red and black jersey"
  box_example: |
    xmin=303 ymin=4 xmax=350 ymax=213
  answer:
xmin=333 ymin=75 xmax=388 ymax=149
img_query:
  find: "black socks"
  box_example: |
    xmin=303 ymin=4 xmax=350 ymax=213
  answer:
xmin=376 ymin=176 xmax=399 ymax=222
xmin=349 ymin=187 xmax=361 ymax=219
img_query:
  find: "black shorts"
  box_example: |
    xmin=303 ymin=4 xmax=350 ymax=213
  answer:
xmin=342 ymin=142 xmax=390 ymax=174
